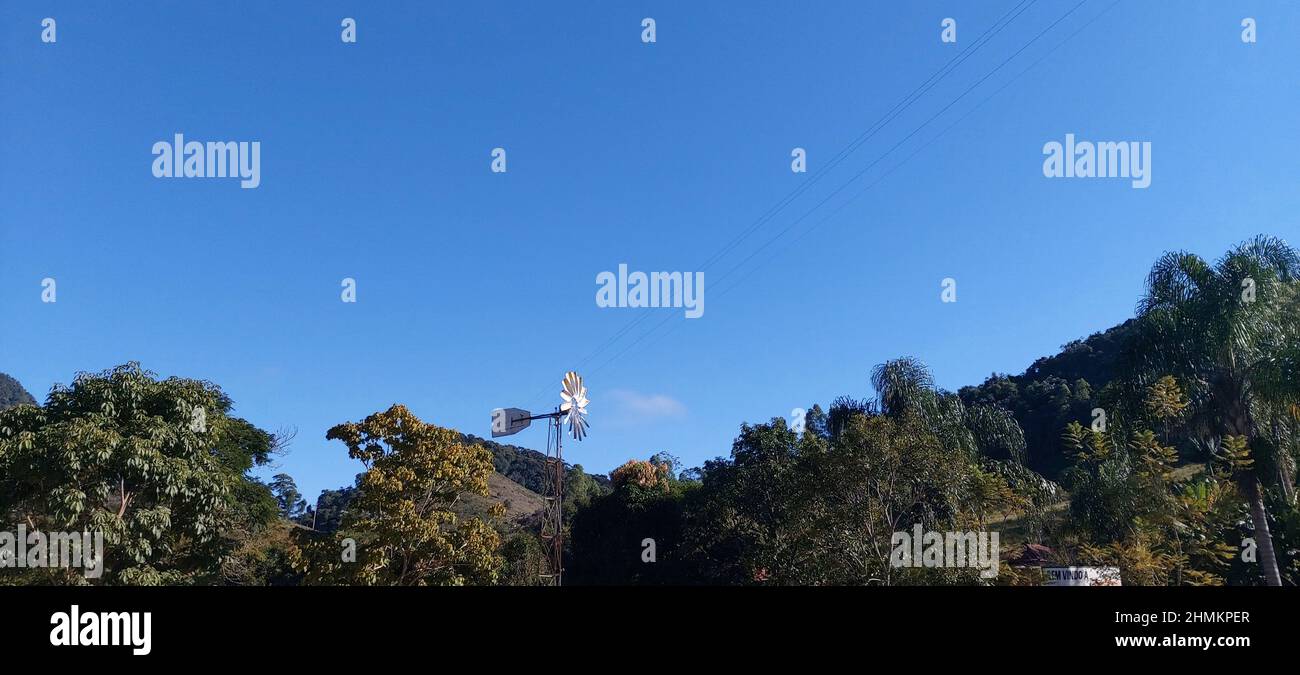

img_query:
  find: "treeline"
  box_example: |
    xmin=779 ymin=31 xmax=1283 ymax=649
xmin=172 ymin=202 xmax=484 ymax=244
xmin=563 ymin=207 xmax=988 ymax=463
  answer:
xmin=566 ymin=235 xmax=1300 ymax=585
xmin=2 ymin=236 xmax=1297 ymax=586
xmin=0 ymin=366 xmax=602 ymax=586
xmin=569 ymin=384 xmax=1057 ymax=585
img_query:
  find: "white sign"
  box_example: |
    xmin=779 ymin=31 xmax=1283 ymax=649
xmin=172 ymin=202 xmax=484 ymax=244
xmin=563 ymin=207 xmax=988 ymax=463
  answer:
xmin=1043 ymin=566 xmax=1121 ymax=586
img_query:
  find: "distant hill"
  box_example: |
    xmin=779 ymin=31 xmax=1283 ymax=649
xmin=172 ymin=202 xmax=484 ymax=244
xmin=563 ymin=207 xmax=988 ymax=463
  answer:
xmin=307 ymin=433 xmax=609 ymax=534
xmin=0 ymin=372 xmax=36 ymax=410
xmin=462 ymin=433 xmax=611 ymax=495
xmin=959 ymin=320 xmax=1136 ymax=479
xmin=455 ymin=472 xmax=546 ymax=524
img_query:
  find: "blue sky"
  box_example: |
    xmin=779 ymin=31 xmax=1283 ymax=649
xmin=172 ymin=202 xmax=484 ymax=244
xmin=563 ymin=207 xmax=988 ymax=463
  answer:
xmin=3 ymin=1 xmax=1297 ymax=501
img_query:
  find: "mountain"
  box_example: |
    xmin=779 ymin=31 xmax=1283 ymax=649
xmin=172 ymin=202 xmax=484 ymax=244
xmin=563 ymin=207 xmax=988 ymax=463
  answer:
xmin=959 ymin=320 xmax=1137 ymax=479
xmin=0 ymin=372 xmax=36 ymax=410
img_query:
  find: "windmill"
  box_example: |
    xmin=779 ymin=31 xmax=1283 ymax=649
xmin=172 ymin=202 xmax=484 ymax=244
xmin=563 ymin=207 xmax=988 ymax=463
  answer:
xmin=491 ymin=371 xmax=588 ymax=585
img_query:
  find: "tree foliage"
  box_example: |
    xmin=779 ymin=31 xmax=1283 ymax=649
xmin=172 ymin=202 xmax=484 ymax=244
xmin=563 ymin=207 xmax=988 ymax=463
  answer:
xmin=571 ymin=359 xmax=1049 ymax=586
xmin=292 ymin=405 xmax=504 ymax=586
xmin=1119 ymin=235 xmax=1300 ymax=585
xmin=0 ymin=363 xmax=283 ymax=585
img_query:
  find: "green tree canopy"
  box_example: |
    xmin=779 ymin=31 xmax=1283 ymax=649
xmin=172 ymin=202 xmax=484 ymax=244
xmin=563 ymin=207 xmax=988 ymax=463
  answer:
xmin=0 ymin=363 xmax=282 ymax=584
xmin=1120 ymin=235 xmax=1300 ymax=585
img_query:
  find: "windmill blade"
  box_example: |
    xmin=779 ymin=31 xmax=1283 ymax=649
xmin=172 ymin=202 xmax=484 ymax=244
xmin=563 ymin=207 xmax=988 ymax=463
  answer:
xmin=569 ymin=414 xmax=589 ymax=441
xmin=560 ymin=371 xmax=589 ymax=441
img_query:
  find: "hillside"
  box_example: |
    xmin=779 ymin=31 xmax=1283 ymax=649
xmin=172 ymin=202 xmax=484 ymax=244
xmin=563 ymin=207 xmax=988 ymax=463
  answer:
xmin=958 ymin=320 xmax=1136 ymax=479
xmin=308 ymin=432 xmax=607 ymax=534
xmin=0 ymin=372 xmax=35 ymax=410
xmin=462 ymin=432 xmax=611 ymax=495
xmin=455 ymin=472 xmax=546 ymax=524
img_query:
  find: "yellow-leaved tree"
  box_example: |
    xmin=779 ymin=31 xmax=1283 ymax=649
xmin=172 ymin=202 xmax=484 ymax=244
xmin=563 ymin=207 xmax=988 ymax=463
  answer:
xmin=610 ymin=458 xmax=672 ymax=491
xmin=293 ymin=405 xmax=503 ymax=585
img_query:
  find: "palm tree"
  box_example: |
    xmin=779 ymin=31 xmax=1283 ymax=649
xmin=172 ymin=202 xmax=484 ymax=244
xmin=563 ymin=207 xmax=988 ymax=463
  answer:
xmin=871 ymin=358 xmax=1057 ymax=541
xmin=1125 ymin=235 xmax=1300 ymax=586
xmin=872 ymin=357 xmax=1032 ymax=463
xmin=871 ymin=357 xmax=977 ymax=459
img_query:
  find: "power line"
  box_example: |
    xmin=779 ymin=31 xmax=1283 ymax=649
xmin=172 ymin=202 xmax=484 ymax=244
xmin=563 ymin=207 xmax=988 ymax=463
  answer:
xmin=693 ymin=0 xmax=1040 ymax=275
xmin=584 ymin=0 xmax=1118 ymax=382
xmin=712 ymin=0 xmax=1126 ymax=303
xmin=525 ymin=0 xmax=1041 ymax=408
xmin=708 ymin=0 xmax=1092 ymax=296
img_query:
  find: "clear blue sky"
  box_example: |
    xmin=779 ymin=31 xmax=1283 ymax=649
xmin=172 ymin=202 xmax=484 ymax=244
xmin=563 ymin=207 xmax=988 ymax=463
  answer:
xmin=3 ymin=1 xmax=1297 ymax=501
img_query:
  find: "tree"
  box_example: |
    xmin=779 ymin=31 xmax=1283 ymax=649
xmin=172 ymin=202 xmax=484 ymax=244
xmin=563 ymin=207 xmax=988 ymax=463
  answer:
xmin=1061 ymin=419 xmax=1244 ymax=586
xmin=640 ymin=360 xmax=1050 ymax=586
xmin=499 ymin=531 xmax=548 ymax=585
xmin=562 ymin=464 xmax=602 ymax=524
xmin=568 ymin=465 xmax=695 ymax=585
xmin=966 ymin=404 xmax=1028 ymax=464
xmin=800 ymin=412 xmax=991 ymax=584
xmin=872 ymin=357 xmax=978 ymax=459
xmin=1123 ymin=235 xmax=1300 ymax=585
xmin=1144 ymin=375 xmax=1188 ymax=444
xmin=0 ymin=363 xmax=283 ymax=584
xmin=871 ymin=358 xmax=1056 ymax=535
xmin=269 ymin=474 xmax=307 ymax=520
xmin=303 ymin=485 xmax=358 ymax=532
xmin=610 ymin=459 xmax=672 ymax=492
xmin=1061 ymin=421 xmax=1168 ymax=546
xmin=292 ymin=405 xmax=503 ymax=585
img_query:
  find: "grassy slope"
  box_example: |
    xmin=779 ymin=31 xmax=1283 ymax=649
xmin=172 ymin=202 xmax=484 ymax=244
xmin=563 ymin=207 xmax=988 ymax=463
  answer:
xmin=456 ymin=472 xmax=546 ymax=525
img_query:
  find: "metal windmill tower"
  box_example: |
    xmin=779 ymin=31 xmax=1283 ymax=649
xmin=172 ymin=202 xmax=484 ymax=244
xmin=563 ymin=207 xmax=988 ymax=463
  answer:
xmin=491 ymin=371 xmax=588 ymax=585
